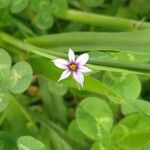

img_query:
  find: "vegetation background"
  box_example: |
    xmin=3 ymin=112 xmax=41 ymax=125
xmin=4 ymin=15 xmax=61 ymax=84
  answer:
xmin=0 ymin=0 xmax=150 ymax=149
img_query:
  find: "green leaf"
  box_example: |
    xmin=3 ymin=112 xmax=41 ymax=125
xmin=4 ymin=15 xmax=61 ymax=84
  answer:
xmin=30 ymin=0 xmax=54 ymax=30
xmin=17 ymin=136 xmax=46 ymax=150
xmin=68 ymin=120 xmax=86 ymax=141
xmin=30 ymin=0 xmax=50 ymax=13
xmin=0 ymin=92 xmax=11 ymax=112
xmin=117 ymin=6 xmax=137 ymax=19
xmin=0 ymin=0 xmax=11 ymax=9
xmin=121 ymin=99 xmax=150 ymax=116
xmin=9 ymin=61 xmax=33 ymax=94
xmin=51 ymin=0 xmax=68 ymax=15
xmin=62 ymin=22 xmax=84 ymax=32
xmin=3 ymin=99 xmax=36 ymax=138
xmin=31 ymin=112 xmax=87 ymax=150
xmin=91 ymin=142 xmax=103 ymax=150
xmin=142 ymin=142 xmax=150 ymax=150
xmin=111 ymin=113 xmax=150 ymax=150
xmin=1 ymin=32 xmax=149 ymax=75
xmin=0 ymin=131 xmax=17 ymax=150
xmin=83 ymin=76 xmax=122 ymax=103
xmin=0 ymin=49 xmax=11 ymax=95
xmin=102 ymin=72 xmax=141 ymax=100
xmin=39 ymin=76 xmax=67 ymax=125
xmin=28 ymin=56 xmax=122 ymax=103
xmin=129 ymin=0 xmax=150 ymax=16
xmin=91 ymin=141 xmax=117 ymax=150
xmin=91 ymin=141 xmax=113 ymax=150
xmin=90 ymin=51 xmax=150 ymax=63
xmin=11 ymin=0 xmax=30 ymax=13
xmin=0 ymin=49 xmax=11 ymax=80
xmin=11 ymin=17 xmax=35 ymax=37
xmin=76 ymin=97 xmax=113 ymax=140
xmin=41 ymin=123 xmax=72 ymax=150
xmin=29 ymin=0 xmax=41 ymax=11
xmin=25 ymin=30 xmax=150 ymax=55
xmin=81 ymin=0 xmax=105 ymax=7
xmin=48 ymin=80 xmax=68 ymax=96
xmin=34 ymin=12 xmax=54 ymax=30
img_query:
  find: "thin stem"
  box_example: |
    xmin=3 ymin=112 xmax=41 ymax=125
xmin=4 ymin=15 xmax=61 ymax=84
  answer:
xmin=0 ymin=32 xmax=57 ymax=59
xmin=0 ymin=101 xmax=14 ymax=125
xmin=32 ymin=112 xmax=89 ymax=150
xmin=13 ymin=98 xmax=35 ymax=126
xmin=57 ymin=9 xmax=150 ymax=31
xmin=0 ymin=98 xmax=35 ymax=126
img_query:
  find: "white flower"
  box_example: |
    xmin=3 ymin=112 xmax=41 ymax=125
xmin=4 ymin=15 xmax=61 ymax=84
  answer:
xmin=52 ymin=48 xmax=92 ymax=87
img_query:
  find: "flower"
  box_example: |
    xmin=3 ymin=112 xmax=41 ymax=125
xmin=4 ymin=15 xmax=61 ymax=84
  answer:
xmin=52 ymin=48 xmax=92 ymax=87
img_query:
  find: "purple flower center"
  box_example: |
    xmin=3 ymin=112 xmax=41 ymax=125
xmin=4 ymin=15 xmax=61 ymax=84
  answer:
xmin=68 ymin=63 xmax=78 ymax=71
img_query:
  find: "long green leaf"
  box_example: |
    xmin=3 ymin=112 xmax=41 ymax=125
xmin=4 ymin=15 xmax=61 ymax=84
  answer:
xmin=28 ymin=56 xmax=123 ymax=103
xmin=57 ymin=10 xmax=150 ymax=31
xmin=25 ymin=30 xmax=150 ymax=55
xmin=0 ymin=32 xmax=149 ymax=74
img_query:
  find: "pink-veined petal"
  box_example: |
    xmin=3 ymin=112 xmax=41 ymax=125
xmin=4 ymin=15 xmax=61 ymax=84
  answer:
xmin=73 ymin=72 xmax=84 ymax=87
xmin=68 ymin=48 xmax=75 ymax=62
xmin=53 ymin=59 xmax=69 ymax=69
xmin=58 ymin=70 xmax=71 ymax=81
xmin=76 ymin=53 xmax=89 ymax=65
xmin=78 ymin=66 xmax=92 ymax=73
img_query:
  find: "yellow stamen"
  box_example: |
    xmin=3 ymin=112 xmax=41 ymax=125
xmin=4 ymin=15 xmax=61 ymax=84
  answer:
xmin=69 ymin=63 xmax=77 ymax=71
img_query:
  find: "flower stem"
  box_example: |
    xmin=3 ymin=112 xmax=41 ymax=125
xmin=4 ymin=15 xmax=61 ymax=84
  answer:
xmin=57 ymin=9 xmax=150 ymax=31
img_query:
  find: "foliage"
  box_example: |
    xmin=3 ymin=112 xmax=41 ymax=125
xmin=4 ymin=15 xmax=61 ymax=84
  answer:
xmin=0 ymin=0 xmax=150 ymax=150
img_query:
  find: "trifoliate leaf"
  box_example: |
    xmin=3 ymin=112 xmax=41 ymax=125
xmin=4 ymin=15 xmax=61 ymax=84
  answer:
xmin=76 ymin=97 xmax=113 ymax=140
xmin=9 ymin=61 xmax=33 ymax=93
xmin=103 ymin=72 xmax=141 ymax=101
xmin=11 ymin=0 xmax=30 ymax=13
xmin=17 ymin=136 xmax=46 ymax=150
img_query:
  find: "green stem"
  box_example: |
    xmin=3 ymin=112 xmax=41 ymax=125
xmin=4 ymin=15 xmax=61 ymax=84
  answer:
xmin=0 ymin=32 xmax=56 ymax=59
xmin=0 ymin=98 xmax=35 ymax=126
xmin=13 ymin=98 xmax=35 ymax=126
xmin=0 ymin=101 xmax=14 ymax=125
xmin=32 ymin=112 xmax=89 ymax=150
xmin=57 ymin=9 xmax=150 ymax=31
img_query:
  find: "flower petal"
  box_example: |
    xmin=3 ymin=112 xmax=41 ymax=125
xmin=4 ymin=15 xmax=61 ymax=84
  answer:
xmin=68 ymin=48 xmax=75 ymax=62
xmin=76 ymin=53 xmax=89 ymax=65
xmin=58 ymin=70 xmax=71 ymax=81
xmin=53 ymin=59 xmax=68 ymax=69
xmin=78 ymin=66 xmax=92 ymax=73
xmin=73 ymin=72 xmax=84 ymax=87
